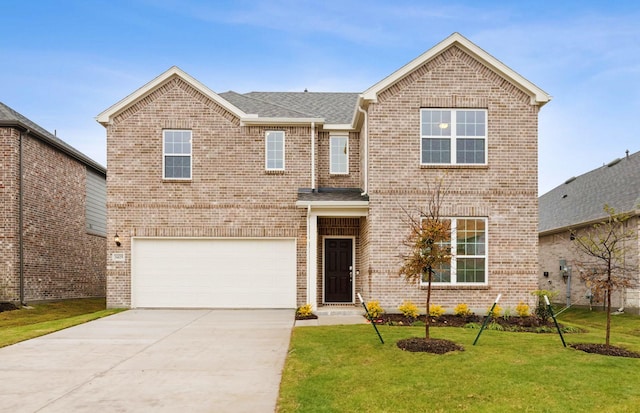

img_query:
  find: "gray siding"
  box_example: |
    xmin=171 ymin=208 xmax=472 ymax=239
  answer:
xmin=86 ymin=168 xmax=106 ymax=236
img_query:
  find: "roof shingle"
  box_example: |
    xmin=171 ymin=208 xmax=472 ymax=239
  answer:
xmin=539 ymin=151 xmax=640 ymax=233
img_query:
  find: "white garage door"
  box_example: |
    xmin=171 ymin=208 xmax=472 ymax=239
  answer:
xmin=131 ymin=238 xmax=296 ymax=308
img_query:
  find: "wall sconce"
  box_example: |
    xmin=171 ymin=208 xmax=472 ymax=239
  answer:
xmin=114 ymin=233 xmax=121 ymax=247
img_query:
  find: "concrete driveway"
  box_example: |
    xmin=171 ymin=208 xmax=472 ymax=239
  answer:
xmin=0 ymin=309 xmax=294 ymax=413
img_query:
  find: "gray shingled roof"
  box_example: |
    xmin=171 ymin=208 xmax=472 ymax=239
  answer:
xmin=298 ymin=187 xmax=369 ymax=202
xmin=218 ymin=91 xmax=359 ymax=124
xmin=0 ymin=102 xmax=105 ymax=174
xmin=539 ymin=150 xmax=640 ymax=233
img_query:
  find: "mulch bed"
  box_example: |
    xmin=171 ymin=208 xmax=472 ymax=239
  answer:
xmin=570 ymin=343 xmax=640 ymax=358
xmin=375 ymin=313 xmax=559 ymax=331
xmin=295 ymin=314 xmax=318 ymax=320
xmin=0 ymin=302 xmax=19 ymax=313
xmin=397 ymin=337 xmax=464 ymax=354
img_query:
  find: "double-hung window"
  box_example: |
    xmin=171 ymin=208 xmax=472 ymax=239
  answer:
xmin=421 ymin=109 xmax=487 ymax=165
xmin=423 ymin=218 xmax=487 ymax=285
xmin=330 ymin=134 xmax=349 ymax=174
xmin=265 ymin=131 xmax=285 ymax=171
xmin=163 ymin=130 xmax=192 ymax=179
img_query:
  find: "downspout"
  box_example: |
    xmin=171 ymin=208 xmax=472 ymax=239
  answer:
xmin=306 ymin=204 xmax=311 ymax=306
xmin=357 ymin=105 xmax=368 ymax=195
xmin=311 ymin=122 xmax=316 ymax=191
xmin=18 ymin=130 xmax=28 ymax=305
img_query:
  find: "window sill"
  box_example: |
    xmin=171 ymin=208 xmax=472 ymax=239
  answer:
xmin=329 ymin=173 xmax=349 ymax=176
xmin=265 ymin=170 xmax=286 ymax=175
xmin=420 ymin=164 xmax=488 ymax=170
xmin=162 ymin=179 xmax=192 ymax=183
xmin=86 ymin=230 xmax=106 ymax=238
xmin=421 ymin=284 xmax=489 ymax=290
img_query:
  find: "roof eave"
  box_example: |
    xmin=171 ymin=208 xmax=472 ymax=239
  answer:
xmin=539 ymin=209 xmax=640 ymax=236
xmin=240 ymin=117 xmax=325 ymax=126
xmin=0 ymin=119 xmax=106 ymax=174
xmin=96 ymin=66 xmax=247 ymax=126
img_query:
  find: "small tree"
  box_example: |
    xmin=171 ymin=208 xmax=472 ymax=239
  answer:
xmin=399 ymin=178 xmax=451 ymax=340
xmin=571 ymin=205 xmax=638 ymax=346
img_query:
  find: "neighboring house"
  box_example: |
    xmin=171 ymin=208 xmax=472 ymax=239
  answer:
xmin=0 ymin=102 xmax=106 ymax=304
xmin=97 ymin=33 xmax=550 ymax=311
xmin=539 ymin=150 xmax=640 ymax=312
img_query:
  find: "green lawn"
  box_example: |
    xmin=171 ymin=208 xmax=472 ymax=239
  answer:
xmin=278 ymin=308 xmax=640 ymax=413
xmin=0 ymin=298 xmax=123 ymax=348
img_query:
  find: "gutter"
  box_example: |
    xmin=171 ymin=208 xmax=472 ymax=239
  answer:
xmin=357 ymin=105 xmax=368 ymax=195
xmin=311 ymin=122 xmax=316 ymax=191
xmin=539 ymin=208 xmax=640 ymax=237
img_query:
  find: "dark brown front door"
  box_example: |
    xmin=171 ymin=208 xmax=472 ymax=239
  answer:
xmin=324 ymin=238 xmax=353 ymax=302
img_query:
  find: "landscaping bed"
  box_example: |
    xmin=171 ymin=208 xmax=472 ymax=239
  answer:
xmin=0 ymin=302 xmax=19 ymax=313
xmin=374 ymin=313 xmax=564 ymax=332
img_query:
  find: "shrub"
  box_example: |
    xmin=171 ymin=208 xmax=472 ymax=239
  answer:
xmin=296 ymin=304 xmax=313 ymax=318
xmin=429 ymin=304 xmax=446 ymax=317
xmin=487 ymin=304 xmax=502 ymax=318
xmin=398 ymin=300 xmax=420 ymax=319
xmin=454 ymin=303 xmax=472 ymax=317
xmin=366 ymin=301 xmax=385 ymax=319
xmin=531 ymin=290 xmax=558 ymax=321
xmin=515 ymin=301 xmax=531 ymax=317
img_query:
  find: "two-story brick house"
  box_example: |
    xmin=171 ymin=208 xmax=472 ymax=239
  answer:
xmin=97 ymin=33 xmax=550 ymax=311
xmin=1 ymin=102 xmax=106 ymax=304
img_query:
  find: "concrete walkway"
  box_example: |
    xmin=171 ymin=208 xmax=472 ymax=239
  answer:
xmin=0 ymin=309 xmax=293 ymax=413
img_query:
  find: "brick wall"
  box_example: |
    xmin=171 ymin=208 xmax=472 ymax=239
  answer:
xmin=0 ymin=127 xmax=106 ymax=302
xmin=316 ymin=131 xmax=361 ymax=188
xmin=0 ymin=127 xmax=20 ymax=300
xmin=539 ymin=217 xmax=640 ymax=311
xmin=105 ymin=78 xmax=312 ymax=307
xmin=363 ymin=45 xmax=540 ymax=312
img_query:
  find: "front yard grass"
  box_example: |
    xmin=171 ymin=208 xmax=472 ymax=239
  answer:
xmin=0 ymin=298 xmax=123 ymax=348
xmin=278 ymin=308 xmax=640 ymax=413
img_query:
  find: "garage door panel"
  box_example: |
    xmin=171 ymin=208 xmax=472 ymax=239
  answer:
xmin=132 ymin=238 xmax=296 ymax=308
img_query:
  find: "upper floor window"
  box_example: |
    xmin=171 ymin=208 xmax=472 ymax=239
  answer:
xmin=163 ymin=130 xmax=192 ymax=179
xmin=265 ymin=131 xmax=285 ymax=171
xmin=330 ymin=134 xmax=349 ymax=174
xmin=421 ymin=109 xmax=486 ymax=165
xmin=421 ymin=217 xmax=487 ymax=285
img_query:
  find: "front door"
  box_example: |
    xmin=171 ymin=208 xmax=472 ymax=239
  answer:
xmin=324 ymin=238 xmax=353 ymax=303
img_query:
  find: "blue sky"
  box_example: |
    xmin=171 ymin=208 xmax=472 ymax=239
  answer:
xmin=2 ymin=0 xmax=639 ymax=194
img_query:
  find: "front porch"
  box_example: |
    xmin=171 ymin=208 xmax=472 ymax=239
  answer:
xmin=296 ymin=188 xmax=369 ymax=311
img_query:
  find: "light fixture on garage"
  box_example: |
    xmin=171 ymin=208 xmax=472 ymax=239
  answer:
xmin=114 ymin=233 xmax=121 ymax=247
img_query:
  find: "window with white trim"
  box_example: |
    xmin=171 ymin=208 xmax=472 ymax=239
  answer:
xmin=163 ymin=130 xmax=192 ymax=179
xmin=265 ymin=131 xmax=285 ymax=170
xmin=330 ymin=134 xmax=349 ymax=174
xmin=421 ymin=218 xmax=487 ymax=285
xmin=421 ymin=109 xmax=486 ymax=165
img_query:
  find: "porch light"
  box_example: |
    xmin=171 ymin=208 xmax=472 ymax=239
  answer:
xmin=114 ymin=233 xmax=121 ymax=247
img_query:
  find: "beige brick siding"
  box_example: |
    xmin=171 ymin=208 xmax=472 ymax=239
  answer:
xmin=316 ymin=131 xmax=361 ymax=188
xmin=363 ymin=45 xmax=539 ymax=312
xmin=106 ymin=78 xmax=313 ymax=307
xmin=0 ymin=127 xmax=20 ymax=300
xmin=0 ymin=126 xmax=106 ymax=302
xmin=539 ymin=216 xmax=640 ymax=311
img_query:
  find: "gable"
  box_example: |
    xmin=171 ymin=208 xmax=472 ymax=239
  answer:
xmin=362 ymin=33 xmax=550 ymax=107
xmin=96 ymin=66 xmax=246 ymax=127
